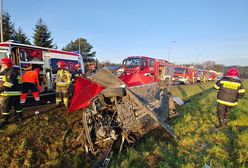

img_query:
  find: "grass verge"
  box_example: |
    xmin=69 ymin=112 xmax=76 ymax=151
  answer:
xmin=109 ymin=80 xmax=248 ymax=168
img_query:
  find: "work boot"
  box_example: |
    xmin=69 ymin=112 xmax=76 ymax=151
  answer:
xmin=215 ymin=119 xmax=225 ymax=129
xmin=56 ymin=101 xmax=63 ymax=107
xmin=215 ymin=124 xmax=222 ymax=129
xmin=0 ymin=116 xmax=9 ymax=128
xmin=16 ymin=113 xmax=23 ymax=122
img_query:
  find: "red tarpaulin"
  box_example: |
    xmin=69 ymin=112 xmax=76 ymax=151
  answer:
xmin=68 ymin=77 xmax=104 ymax=113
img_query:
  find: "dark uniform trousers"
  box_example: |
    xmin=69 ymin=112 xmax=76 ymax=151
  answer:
xmin=0 ymin=96 xmax=22 ymax=119
xmin=217 ymin=103 xmax=231 ymax=126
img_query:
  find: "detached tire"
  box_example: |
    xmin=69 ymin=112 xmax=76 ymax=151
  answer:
xmin=101 ymin=88 xmax=126 ymax=97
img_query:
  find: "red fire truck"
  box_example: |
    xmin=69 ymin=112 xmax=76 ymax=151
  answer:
xmin=173 ymin=66 xmax=196 ymax=84
xmin=197 ymin=69 xmax=211 ymax=83
xmin=0 ymin=41 xmax=84 ymax=92
xmin=117 ymin=56 xmax=170 ymax=87
xmin=208 ymin=70 xmax=217 ymax=81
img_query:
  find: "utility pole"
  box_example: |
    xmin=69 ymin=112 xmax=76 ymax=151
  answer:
xmin=0 ymin=0 xmax=3 ymax=42
xmin=78 ymin=39 xmax=81 ymax=55
xmin=168 ymin=41 xmax=176 ymax=62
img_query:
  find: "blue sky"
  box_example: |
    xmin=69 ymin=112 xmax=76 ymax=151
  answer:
xmin=4 ymin=0 xmax=248 ymax=65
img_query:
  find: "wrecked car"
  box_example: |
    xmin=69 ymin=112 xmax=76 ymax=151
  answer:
xmin=65 ymin=69 xmax=177 ymax=167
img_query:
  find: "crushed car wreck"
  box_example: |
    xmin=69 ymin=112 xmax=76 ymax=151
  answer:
xmin=65 ymin=69 xmax=177 ymax=167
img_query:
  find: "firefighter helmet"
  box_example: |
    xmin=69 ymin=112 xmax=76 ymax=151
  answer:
xmin=1 ymin=58 xmax=13 ymax=68
xmin=75 ymin=63 xmax=81 ymax=69
xmin=227 ymin=68 xmax=239 ymax=77
xmin=57 ymin=61 xmax=66 ymax=69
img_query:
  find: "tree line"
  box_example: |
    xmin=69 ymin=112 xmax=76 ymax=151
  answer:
xmin=1 ymin=11 xmax=96 ymax=62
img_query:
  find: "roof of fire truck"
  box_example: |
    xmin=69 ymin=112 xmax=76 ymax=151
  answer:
xmin=125 ymin=56 xmax=171 ymax=65
xmin=174 ymin=65 xmax=188 ymax=69
xmin=125 ymin=56 xmax=155 ymax=60
xmin=0 ymin=41 xmax=79 ymax=57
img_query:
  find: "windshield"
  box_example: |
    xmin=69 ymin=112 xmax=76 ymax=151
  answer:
xmin=123 ymin=58 xmax=141 ymax=67
xmin=175 ymin=67 xmax=186 ymax=74
xmin=166 ymin=66 xmax=175 ymax=75
xmin=0 ymin=52 xmax=7 ymax=62
xmin=19 ymin=48 xmax=43 ymax=62
xmin=198 ymin=70 xmax=203 ymax=75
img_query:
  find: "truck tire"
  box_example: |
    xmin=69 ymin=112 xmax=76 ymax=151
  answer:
xmin=101 ymin=88 xmax=126 ymax=97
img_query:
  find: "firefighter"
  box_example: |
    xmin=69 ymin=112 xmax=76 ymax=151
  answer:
xmin=71 ymin=63 xmax=84 ymax=83
xmin=20 ymin=67 xmax=42 ymax=106
xmin=68 ymin=63 xmax=84 ymax=105
xmin=213 ymin=68 xmax=246 ymax=127
xmin=0 ymin=58 xmax=22 ymax=127
xmin=89 ymin=64 xmax=96 ymax=75
xmin=74 ymin=64 xmax=83 ymax=77
xmin=55 ymin=61 xmax=71 ymax=107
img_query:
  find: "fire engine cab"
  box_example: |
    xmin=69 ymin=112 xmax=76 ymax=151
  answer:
xmin=208 ymin=70 xmax=217 ymax=81
xmin=173 ymin=66 xmax=197 ymax=84
xmin=0 ymin=41 xmax=84 ymax=92
xmin=121 ymin=56 xmax=155 ymax=75
xmin=118 ymin=56 xmax=170 ymax=87
xmin=173 ymin=66 xmax=189 ymax=84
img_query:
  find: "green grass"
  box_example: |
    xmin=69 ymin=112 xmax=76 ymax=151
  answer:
xmin=0 ymin=106 xmax=88 ymax=167
xmin=110 ymin=80 xmax=248 ymax=168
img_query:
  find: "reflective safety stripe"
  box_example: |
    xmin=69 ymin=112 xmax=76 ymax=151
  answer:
xmin=238 ymin=89 xmax=246 ymax=93
xmin=213 ymin=84 xmax=220 ymax=90
xmin=3 ymin=82 xmax=13 ymax=87
xmin=2 ymin=112 xmax=10 ymax=115
xmin=0 ymin=75 xmax=3 ymax=81
xmin=56 ymin=99 xmax=62 ymax=105
xmin=220 ymin=81 xmax=241 ymax=90
xmin=56 ymin=82 xmax=67 ymax=86
xmin=2 ymin=76 xmax=6 ymax=82
xmin=16 ymin=110 xmax=23 ymax=113
xmin=0 ymin=91 xmax=22 ymax=96
xmin=217 ymin=99 xmax=238 ymax=106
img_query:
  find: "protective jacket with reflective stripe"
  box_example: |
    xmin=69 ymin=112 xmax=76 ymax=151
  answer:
xmin=0 ymin=67 xmax=21 ymax=96
xmin=71 ymin=70 xmax=83 ymax=82
xmin=56 ymin=69 xmax=71 ymax=86
xmin=214 ymin=76 xmax=246 ymax=106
